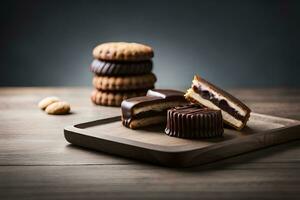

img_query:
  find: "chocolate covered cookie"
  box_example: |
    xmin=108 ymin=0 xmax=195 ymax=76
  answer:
xmin=185 ymin=75 xmax=251 ymax=130
xmin=92 ymin=42 xmax=154 ymax=61
xmin=121 ymin=90 xmax=188 ymax=129
xmin=90 ymin=59 xmax=153 ymax=76
xmin=165 ymin=105 xmax=224 ymax=138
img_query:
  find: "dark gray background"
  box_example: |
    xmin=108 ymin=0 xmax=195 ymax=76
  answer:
xmin=1 ymin=0 xmax=299 ymax=89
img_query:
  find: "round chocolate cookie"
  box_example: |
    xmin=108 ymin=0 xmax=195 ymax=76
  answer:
xmin=90 ymin=59 xmax=153 ymax=76
xmin=165 ymin=105 xmax=224 ymax=138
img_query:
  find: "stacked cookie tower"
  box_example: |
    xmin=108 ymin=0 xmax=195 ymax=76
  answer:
xmin=90 ymin=42 xmax=156 ymax=106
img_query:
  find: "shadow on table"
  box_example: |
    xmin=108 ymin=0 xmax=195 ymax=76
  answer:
xmin=66 ymin=139 xmax=300 ymax=171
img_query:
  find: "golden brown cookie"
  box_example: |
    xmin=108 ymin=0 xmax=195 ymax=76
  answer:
xmin=91 ymin=90 xmax=148 ymax=107
xmin=45 ymin=101 xmax=70 ymax=115
xmin=92 ymin=73 xmax=156 ymax=91
xmin=38 ymin=96 xmax=60 ymax=110
xmin=92 ymin=42 xmax=154 ymax=61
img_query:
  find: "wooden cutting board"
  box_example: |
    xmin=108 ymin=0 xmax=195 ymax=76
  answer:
xmin=64 ymin=113 xmax=300 ymax=167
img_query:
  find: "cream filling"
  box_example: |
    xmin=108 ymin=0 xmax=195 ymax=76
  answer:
xmin=192 ymin=79 xmax=247 ymax=117
xmin=133 ymin=101 xmax=186 ymax=115
xmin=186 ymin=89 xmax=243 ymax=128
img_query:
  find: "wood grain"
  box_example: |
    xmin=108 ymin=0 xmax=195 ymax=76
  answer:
xmin=64 ymin=114 xmax=300 ymax=167
xmin=0 ymin=87 xmax=300 ymax=199
xmin=1 ymin=164 xmax=300 ymax=200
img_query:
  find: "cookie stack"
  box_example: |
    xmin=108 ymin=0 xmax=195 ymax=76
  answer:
xmin=90 ymin=42 xmax=156 ymax=106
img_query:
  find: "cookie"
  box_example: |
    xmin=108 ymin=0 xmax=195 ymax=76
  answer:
xmin=92 ymin=42 xmax=154 ymax=61
xmin=91 ymin=90 xmax=148 ymax=107
xmin=38 ymin=96 xmax=60 ymax=110
xmin=90 ymin=59 xmax=153 ymax=76
xmin=45 ymin=101 xmax=70 ymax=115
xmin=92 ymin=73 xmax=156 ymax=91
xmin=185 ymin=75 xmax=251 ymax=130
xmin=165 ymin=105 xmax=224 ymax=138
xmin=121 ymin=93 xmax=188 ymax=129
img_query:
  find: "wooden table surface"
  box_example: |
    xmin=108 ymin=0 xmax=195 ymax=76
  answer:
xmin=0 ymin=87 xmax=300 ymax=200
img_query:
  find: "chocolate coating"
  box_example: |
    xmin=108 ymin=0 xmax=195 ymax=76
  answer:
xmin=122 ymin=96 xmax=167 ymax=121
xmin=165 ymin=105 xmax=224 ymax=138
xmin=146 ymin=89 xmax=185 ymax=99
xmin=121 ymin=90 xmax=188 ymax=128
xmin=90 ymin=59 xmax=153 ymax=76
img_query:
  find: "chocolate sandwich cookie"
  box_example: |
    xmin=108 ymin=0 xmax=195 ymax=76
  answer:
xmin=91 ymin=89 xmax=148 ymax=107
xmin=92 ymin=73 xmax=156 ymax=91
xmin=185 ymin=75 xmax=251 ymax=130
xmin=165 ymin=105 xmax=224 ymax=138
xmin=121 ymin=91 xmax=188 ymax=129
xmin=90 ymin=59 xmax=153 ymax=76
xmin=93 ymin=42 xmax=154 ymax=61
